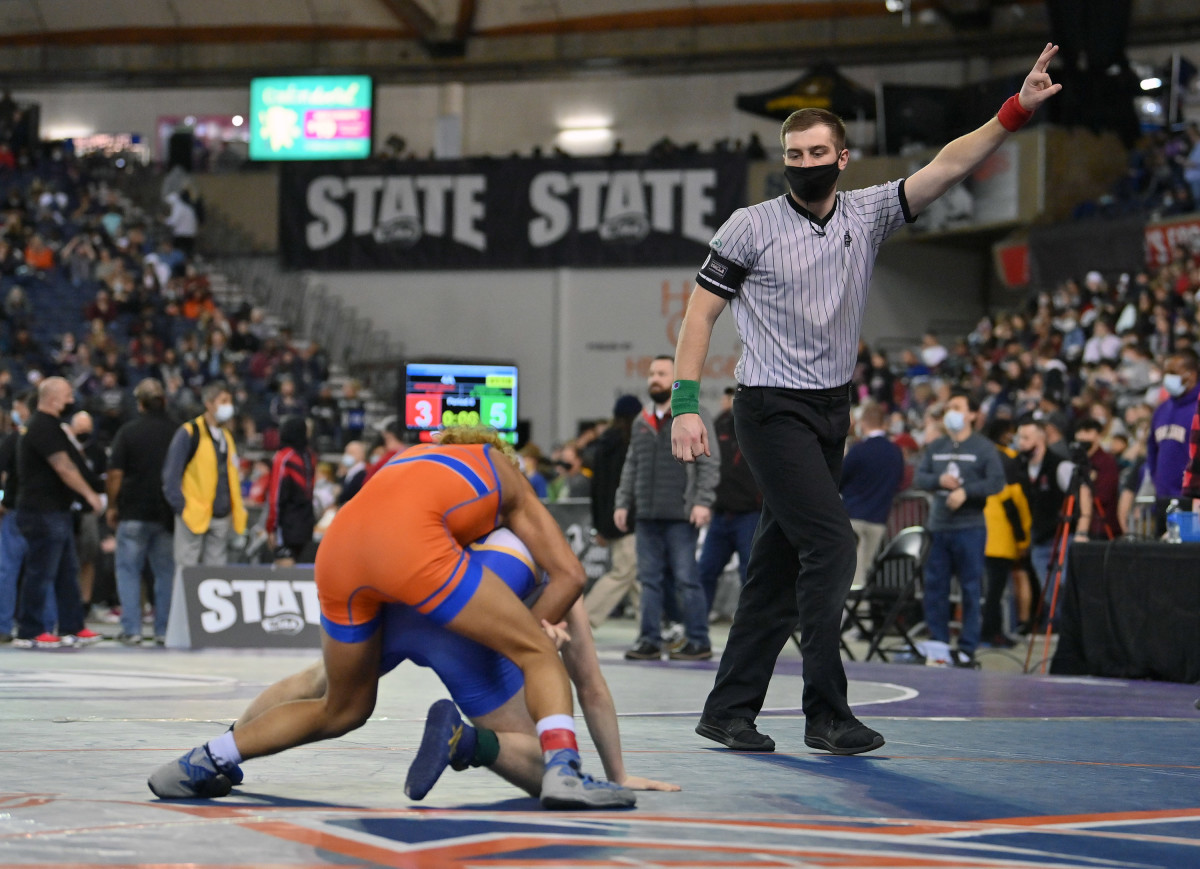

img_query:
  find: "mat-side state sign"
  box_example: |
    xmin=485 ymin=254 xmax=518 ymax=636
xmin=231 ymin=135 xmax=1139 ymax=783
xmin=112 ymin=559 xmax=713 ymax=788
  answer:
xmin=166 ymin=566 xmax=322 ymax=649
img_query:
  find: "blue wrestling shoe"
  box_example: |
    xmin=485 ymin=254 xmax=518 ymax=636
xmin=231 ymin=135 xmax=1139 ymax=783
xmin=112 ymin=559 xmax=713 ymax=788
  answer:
xmin=540 ymin=749 xmax=636 ymax=810
xmin=405 ymin=699 xmax=477 ymax=800
xmin=147 ymin=744 xmax=244 ymax=799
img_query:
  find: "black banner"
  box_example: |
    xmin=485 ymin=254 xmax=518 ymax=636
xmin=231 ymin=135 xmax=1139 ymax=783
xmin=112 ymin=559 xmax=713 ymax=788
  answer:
xmin=1028 ymin=215 xmax=1146 ymax=287
xmin=279 ymin=153 xmax=746 ymax=270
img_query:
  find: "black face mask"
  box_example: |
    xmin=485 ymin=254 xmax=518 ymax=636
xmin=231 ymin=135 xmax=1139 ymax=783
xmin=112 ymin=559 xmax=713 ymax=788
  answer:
xmin=784 ymin=162 xmax=842 ymax=203
xmin=648 ymin=387 xmax=672 ymax=405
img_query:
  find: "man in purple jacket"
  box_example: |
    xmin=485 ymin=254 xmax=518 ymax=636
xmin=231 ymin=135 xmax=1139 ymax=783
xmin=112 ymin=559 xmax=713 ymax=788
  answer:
xmin=1145 ymin=349 xmax=1200 ymax=535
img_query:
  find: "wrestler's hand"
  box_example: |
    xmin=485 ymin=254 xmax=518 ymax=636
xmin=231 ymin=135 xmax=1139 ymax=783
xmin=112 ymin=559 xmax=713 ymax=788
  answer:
xmin=671 ymin=413 xmax=709 ymax=463
xmin=541 ymin=619 xmax=571 ymax=650
xmin=620 ymin=774 xmax=681 ymax=792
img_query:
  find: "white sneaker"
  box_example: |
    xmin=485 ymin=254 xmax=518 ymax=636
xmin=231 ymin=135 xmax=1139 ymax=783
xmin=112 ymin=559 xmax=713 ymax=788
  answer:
xmin=922 ymin=640 xmax=952 ymax=667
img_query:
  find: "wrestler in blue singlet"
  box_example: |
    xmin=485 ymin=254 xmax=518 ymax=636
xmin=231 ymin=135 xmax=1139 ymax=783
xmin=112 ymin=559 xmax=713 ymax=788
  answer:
xmin=378 ymin=528 xmax=547 ymax=718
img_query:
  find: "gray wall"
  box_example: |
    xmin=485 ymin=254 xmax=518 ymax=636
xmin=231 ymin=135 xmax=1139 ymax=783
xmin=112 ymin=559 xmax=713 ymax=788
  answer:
xmin=313 ymin=242 xmax=990 ymax=446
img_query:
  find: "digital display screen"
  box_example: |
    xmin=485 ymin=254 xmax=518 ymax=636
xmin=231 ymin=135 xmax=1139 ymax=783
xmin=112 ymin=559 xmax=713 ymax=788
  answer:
xmin=249 ymin=75 xmax=373 ymax=161
xmin=403 ymin=362 xmax=518 ymax=441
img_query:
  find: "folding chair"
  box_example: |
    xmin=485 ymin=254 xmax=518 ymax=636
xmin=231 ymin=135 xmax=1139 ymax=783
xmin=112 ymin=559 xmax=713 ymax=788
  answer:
xmin=839 ymin=525 xmax=931 ymax=662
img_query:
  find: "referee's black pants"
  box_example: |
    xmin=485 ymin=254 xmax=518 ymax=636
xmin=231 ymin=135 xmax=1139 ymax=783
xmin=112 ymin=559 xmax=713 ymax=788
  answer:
xmin=702 ymin=384 xmax=857 ymax=726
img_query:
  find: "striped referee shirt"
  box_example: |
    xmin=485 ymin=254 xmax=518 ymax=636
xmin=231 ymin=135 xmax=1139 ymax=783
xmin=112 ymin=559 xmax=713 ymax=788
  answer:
xmin=695 ymin=180 xmax=915 ymax=390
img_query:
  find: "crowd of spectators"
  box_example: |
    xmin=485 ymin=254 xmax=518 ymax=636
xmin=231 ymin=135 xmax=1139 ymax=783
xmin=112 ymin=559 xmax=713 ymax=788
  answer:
xmin=0 ymin=130 xmax=401 ymax=645
xmin=850 ymin=252 xmax=1199 ymax=523
xmin=1076 ymin=122 xmax=1200 ymax=219
xmin=3 ymin=102 xmax=1199 ymax=651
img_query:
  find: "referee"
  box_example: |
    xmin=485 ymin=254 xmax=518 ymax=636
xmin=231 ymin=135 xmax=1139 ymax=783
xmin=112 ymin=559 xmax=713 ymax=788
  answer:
xmin=672 ymin=45 xmax=1062 ymax=754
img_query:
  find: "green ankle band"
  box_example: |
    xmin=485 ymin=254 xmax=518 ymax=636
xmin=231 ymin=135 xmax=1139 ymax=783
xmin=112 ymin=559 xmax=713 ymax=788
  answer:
xmin=671 ymin=379 xmax=700 ymax=416
xmin=471 ymin=727 xmax=500 ymax=768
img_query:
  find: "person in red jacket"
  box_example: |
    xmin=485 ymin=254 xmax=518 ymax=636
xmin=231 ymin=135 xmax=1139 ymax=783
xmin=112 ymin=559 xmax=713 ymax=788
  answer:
xmin=363 ymin=419 xmax=407 ymax=482
xmin=266 ymin=416 xmax=316 ymax=566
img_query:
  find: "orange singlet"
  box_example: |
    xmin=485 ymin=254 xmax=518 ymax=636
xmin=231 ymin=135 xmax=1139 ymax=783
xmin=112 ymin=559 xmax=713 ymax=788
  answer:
xmin=316 ymin=443 xmax=503 ymax=643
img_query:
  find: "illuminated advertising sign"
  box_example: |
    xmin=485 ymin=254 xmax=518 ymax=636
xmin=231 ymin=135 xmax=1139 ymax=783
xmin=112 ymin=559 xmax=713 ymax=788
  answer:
xmin=249 ymin=75 xmax=372 ymax=161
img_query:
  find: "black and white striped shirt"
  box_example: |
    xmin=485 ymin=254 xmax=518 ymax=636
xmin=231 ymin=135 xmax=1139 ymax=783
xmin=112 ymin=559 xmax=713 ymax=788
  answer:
xmin=695 ymin=180 xmax=914 ymax=390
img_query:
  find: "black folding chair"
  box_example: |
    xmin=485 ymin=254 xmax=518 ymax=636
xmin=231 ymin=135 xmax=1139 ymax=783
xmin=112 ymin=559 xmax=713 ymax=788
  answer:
xmin=839 ymin=525 xmax=931 ymax=662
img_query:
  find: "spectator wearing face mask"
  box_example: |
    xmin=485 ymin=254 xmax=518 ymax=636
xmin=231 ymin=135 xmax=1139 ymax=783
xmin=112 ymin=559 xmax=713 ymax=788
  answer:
xmin=914 ymin=390 xmax=1005 ymax=668
xmin=336 ymin=440 xmax=367 ymax=506
xmin=161 ymin=381 xmax=247 ymax=570
xmin=1144 ymin=349 xmax=1200 ymax=532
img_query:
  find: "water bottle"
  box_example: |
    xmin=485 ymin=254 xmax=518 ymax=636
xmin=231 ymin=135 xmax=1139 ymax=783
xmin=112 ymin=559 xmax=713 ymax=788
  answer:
xmin=1165 ymin=499 xmax=1182 ymax=544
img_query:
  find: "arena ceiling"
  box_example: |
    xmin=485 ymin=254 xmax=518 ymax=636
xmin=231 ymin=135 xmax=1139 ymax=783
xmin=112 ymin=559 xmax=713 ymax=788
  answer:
xmin=1 ymin=0 xmax=1198 ymax=88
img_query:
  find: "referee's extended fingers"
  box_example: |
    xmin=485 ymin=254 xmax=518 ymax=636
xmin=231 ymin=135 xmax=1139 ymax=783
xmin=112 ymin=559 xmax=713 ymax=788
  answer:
xmin=1033 ymin=42 xmax=1057 ymax=73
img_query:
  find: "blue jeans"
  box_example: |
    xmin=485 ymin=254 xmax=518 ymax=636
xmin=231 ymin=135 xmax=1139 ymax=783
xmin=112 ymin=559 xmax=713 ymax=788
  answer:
xmin=0 ymin=513 xmax=56 ymax=633
xmin=1030 ymin=539 xmax=1070 ymax=626
xmin=923 ymin=526 xmax=987 ymax=656
xmin=116 ymin=520 xmax=176 ymax=637
xmin=0 ymin=511 xmax=54 ymax=634
xmin=14 ymin=510 xmax=82 ymax=639
xmin=636 ymin=519 xmax=709 ymax=648
xmin=697 ymin=510 xmax=758 ymax=613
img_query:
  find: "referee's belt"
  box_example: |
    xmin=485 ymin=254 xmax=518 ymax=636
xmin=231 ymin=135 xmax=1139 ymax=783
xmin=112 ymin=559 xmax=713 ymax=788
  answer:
xmin=738 ymin=381 xmax=851 ymax=397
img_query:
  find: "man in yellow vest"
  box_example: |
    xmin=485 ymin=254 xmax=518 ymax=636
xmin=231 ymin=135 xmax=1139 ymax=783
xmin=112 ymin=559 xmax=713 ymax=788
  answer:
xmin=162 ymin=381 xmax=247 ymax=577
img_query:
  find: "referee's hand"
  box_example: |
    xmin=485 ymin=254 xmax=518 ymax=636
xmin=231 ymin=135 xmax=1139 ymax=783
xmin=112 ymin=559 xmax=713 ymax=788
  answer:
xmin=1018 ymin=43 xmax=1063 ymax=112
xmin=671 ymin=414 xmax=710 ymax=463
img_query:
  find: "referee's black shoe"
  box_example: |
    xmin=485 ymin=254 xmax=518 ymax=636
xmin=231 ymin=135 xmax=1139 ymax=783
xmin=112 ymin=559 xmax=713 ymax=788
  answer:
xmin=624 ymin=641 xmax=662 ymax=660
xmin=804 ymin=714 xmax=885 ymax=755
xmin=695 ymin=716 xmax=775 ymax=751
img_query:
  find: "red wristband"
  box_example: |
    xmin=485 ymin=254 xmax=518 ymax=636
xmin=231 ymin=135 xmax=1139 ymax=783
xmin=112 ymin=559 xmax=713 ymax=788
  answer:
xmin=996 ymin=94 xmax=1033 ymax=133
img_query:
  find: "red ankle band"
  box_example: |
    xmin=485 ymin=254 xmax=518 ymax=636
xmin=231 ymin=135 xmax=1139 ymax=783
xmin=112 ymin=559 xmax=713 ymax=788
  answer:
xmin=538 ymin=728 xmax=578 ymax=753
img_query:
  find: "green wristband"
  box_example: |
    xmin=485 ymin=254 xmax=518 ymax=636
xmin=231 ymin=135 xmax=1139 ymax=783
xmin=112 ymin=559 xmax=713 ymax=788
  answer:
xmin=671 ymin=379 xmax=700 ymax=416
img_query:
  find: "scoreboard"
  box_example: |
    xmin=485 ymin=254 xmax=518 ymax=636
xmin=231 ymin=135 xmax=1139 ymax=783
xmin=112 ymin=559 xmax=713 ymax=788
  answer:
xmin=403 ymin=362 xmax=518 ymax=440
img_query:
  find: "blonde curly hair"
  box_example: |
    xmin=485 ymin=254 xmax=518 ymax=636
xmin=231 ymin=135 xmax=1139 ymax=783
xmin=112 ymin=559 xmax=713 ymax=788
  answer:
xmin=434 ymin=425 xmax=521 ymax=468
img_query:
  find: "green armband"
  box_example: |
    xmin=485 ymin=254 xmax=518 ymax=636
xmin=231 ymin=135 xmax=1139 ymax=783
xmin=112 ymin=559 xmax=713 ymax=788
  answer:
xmin=671 ymin=379 xmax=700 ymax=416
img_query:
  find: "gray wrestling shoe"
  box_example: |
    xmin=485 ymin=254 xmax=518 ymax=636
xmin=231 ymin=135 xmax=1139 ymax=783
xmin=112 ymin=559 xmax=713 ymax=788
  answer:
xmin=147 ymin=745 xmax=243 ymax=799
xmin=540 ymin=749 xmax=636 ymax=810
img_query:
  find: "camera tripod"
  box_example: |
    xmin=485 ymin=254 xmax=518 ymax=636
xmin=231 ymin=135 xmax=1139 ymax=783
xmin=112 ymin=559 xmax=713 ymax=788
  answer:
xmin=1023 ymin=460 xmax=1103 ymax=674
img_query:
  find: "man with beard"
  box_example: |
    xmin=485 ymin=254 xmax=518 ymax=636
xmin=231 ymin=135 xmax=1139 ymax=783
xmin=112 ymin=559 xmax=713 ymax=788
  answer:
xmin=615 ymin=355 xmax=718 ymax=662
xmin=670 ymin=46 xmax=1062 ymax=754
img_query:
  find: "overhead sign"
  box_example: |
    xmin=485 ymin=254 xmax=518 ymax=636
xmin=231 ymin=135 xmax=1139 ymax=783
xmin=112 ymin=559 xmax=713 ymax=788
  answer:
xmin=250 ymin=75 xmax=373 ymax=161
xmin=278 ymin=153 xmax=747 ymax=269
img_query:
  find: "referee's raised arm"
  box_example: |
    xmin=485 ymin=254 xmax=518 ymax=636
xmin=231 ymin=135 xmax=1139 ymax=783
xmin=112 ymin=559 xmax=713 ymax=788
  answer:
xmin=905 ymin=43 xmax=1062 ymax=216
xmin=670 ymin=286 xmax=727 ymax=463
